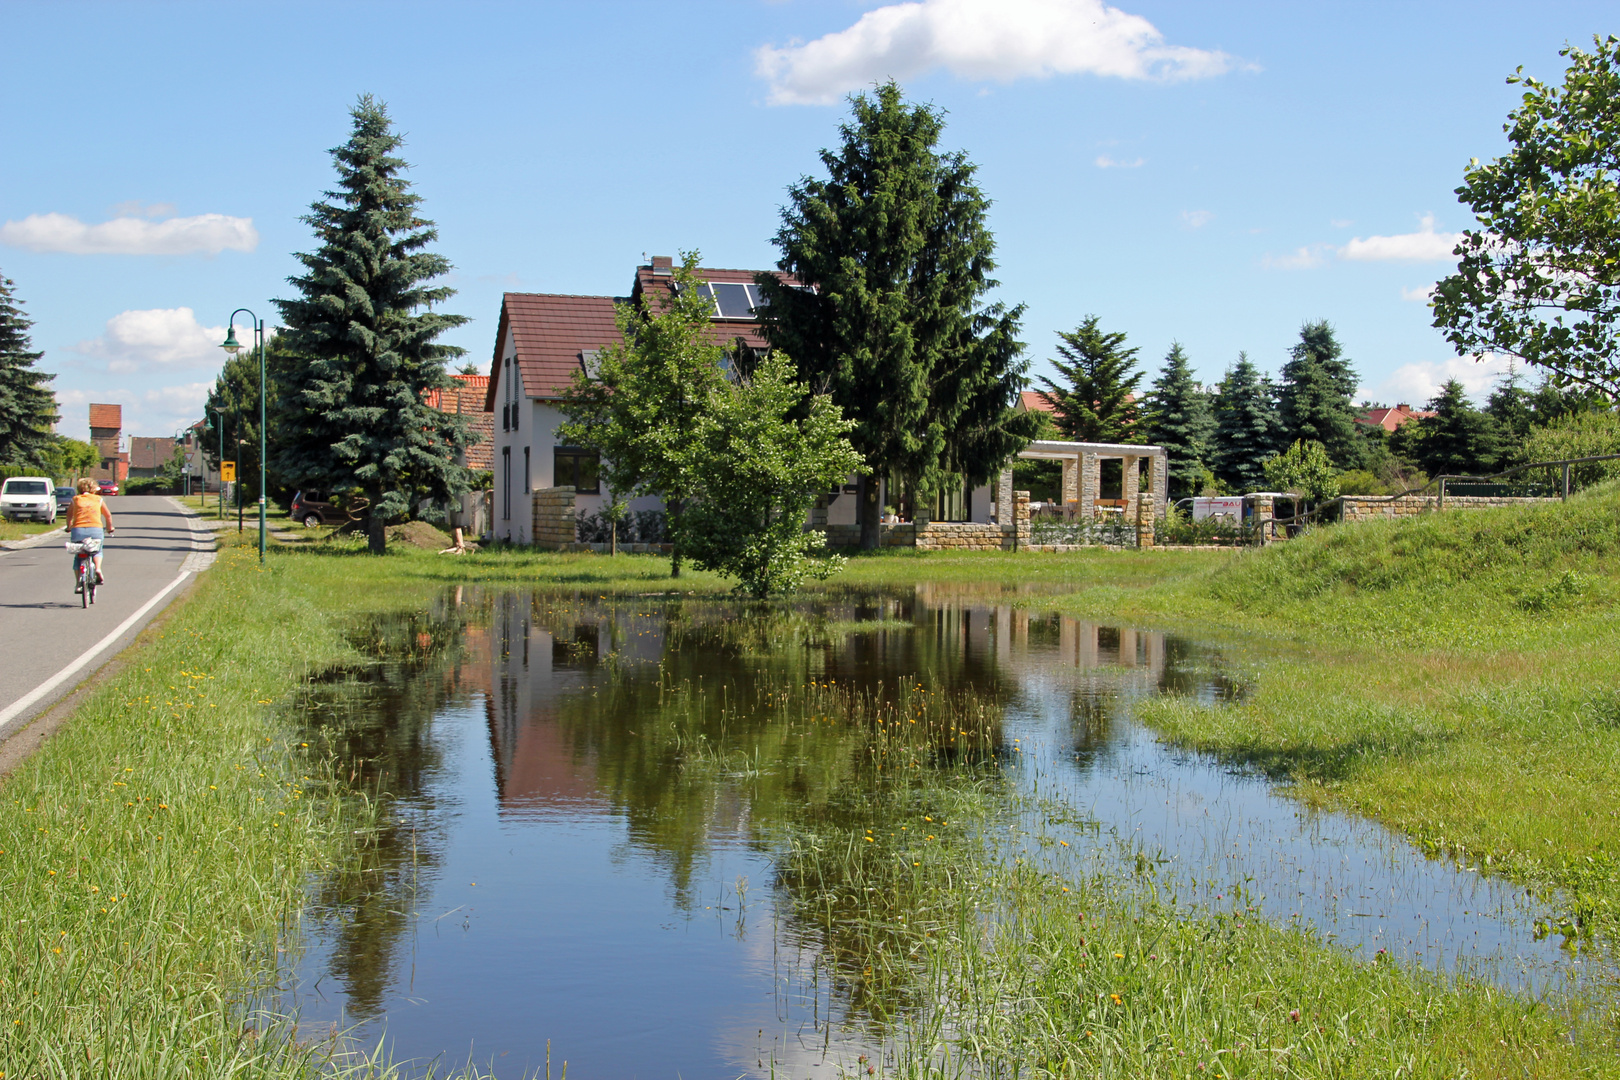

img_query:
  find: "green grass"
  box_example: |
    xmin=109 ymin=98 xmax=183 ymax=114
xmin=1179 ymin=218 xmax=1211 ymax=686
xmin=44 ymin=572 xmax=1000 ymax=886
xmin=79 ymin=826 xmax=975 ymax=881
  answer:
xmin=0 ymin=517 xmax=62 ymax=541
xmin=173 ymin=493 xmax=292 ymax=525
xmin=0 ymin=534 xmax=482 ymax=1078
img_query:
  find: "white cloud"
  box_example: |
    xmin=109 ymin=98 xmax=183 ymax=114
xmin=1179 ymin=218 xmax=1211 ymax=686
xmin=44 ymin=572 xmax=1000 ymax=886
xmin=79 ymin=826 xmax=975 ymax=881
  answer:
xmin=755 ymin=0 xmax=1237 ymax=105
xmin=1372 ymin=354 xmax=1513 ymax=407
xmin=72 ymin=308 xmax=236 ymax=372
xmin=1262 ymin=245 xmax=1328 ymax=270
xmin=1181 ymin=209 xmax=1213 ymax=228
xmin=1400 ymin=283 xmax=1437 ymax=303
xmin=1339 ymin=214 xmax=1461 ymax=262
xmin=0 ymin=212 xmax=258 ymax=255
xmin=1095 ymin=154 xmax=1145 ymax=169
xmin=53 ymin=382 xmax=214 ymax=441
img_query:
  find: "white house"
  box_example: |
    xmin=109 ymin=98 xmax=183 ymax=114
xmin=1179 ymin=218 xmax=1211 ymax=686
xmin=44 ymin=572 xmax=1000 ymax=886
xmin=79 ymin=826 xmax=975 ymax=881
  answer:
xmin=489 ymin=256 xmax=1019 ymax=545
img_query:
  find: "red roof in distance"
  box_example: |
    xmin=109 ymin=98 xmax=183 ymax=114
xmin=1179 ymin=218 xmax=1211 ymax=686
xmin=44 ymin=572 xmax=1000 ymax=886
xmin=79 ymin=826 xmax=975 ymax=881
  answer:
xmin=89 ymin=403 xmax=122 ymax=430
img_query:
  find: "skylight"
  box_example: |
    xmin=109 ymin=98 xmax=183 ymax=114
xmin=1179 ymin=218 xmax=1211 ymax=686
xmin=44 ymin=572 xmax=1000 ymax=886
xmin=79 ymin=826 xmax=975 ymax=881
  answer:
xmin=695 ymin=282 xmax=771 ymax=319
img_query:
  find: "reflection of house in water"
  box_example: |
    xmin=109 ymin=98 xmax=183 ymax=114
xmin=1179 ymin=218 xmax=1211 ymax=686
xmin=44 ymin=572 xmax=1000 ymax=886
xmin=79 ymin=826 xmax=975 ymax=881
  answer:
xmin=482 ymin=596 xmax=666 ymax=811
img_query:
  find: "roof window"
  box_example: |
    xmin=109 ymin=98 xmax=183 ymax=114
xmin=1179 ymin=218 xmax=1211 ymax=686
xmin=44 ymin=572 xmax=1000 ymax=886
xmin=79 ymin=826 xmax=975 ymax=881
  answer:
xmin=695 ymin=282 xmax=770 ymax=319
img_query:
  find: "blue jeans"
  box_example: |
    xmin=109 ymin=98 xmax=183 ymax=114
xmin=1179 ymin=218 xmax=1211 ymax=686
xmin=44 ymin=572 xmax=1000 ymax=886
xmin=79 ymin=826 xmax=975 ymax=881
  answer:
xmin=70 ymin=526 xmax=104 ymax=543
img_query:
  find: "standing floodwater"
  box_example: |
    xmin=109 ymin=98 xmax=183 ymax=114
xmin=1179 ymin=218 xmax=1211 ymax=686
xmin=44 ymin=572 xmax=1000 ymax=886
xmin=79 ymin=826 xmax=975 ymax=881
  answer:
xmin=283 ymin=587 xmax=1600 ymax=1077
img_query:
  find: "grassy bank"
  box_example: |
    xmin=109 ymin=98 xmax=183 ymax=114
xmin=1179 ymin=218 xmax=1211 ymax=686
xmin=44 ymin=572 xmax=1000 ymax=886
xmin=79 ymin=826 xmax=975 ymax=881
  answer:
xmin=0 ymin=535 xmax=442 ymax=1078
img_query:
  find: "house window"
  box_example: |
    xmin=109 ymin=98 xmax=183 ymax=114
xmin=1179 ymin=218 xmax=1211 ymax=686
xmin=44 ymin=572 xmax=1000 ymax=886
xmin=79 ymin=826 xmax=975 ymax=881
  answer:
xmin=511 ymin=400 xmax=519 ymax=431
xmin=553 ymin=447 xmax=600 ymax=494
xmin=523 ymin=446 xmax=530 ymax=493
xmin=501 ymin=446 xmax=511 ymax=520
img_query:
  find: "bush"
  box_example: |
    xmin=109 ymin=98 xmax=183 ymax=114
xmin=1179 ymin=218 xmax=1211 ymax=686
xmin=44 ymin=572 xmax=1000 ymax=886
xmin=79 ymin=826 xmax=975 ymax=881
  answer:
xmin=1522 ymin=409 xmax=1620 ymax=488
xmin=1157 ymin=507 xmax=1254 ymax=546
xmin=1335 ymin=469 xmax=1390 ymax=496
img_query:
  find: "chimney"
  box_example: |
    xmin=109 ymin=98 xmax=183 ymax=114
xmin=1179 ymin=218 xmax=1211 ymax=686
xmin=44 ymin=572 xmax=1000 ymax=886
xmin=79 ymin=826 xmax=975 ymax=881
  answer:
xmin=651 ymin=255 xmax=673 ymax=276
xmin=1395 ymin=403 xmax=1411 ymax=412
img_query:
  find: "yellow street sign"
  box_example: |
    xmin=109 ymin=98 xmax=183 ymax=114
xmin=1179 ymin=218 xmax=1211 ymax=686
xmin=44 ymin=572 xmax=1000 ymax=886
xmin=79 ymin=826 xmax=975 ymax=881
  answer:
xmin=220 ymin=461 xmax=236 ymax=482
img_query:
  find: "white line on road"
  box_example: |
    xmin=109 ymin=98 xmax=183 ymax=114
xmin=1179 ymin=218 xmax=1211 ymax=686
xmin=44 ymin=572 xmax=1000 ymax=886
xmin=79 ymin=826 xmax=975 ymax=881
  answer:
xmin=0 ymin=570 xmax=193 ymax=733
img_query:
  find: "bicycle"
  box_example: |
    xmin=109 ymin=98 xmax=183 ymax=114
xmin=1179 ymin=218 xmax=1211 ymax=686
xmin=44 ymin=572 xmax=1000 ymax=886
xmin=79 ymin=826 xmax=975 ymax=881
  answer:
xmin=68 ymin=536 xmax=101 ymax=608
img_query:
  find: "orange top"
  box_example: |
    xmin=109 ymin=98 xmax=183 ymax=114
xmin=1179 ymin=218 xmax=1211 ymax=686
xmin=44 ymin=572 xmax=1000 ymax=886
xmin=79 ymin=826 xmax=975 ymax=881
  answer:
xmin=68 ymin=493 xmax=111 ymax=530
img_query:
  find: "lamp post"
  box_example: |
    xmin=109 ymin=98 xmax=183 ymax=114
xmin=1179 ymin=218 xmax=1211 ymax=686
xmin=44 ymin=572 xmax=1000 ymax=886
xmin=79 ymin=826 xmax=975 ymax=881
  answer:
xmin=208 ymin=407 xmax=224 ymax=520
xmin=220 ymin=311 xmax=267 ymax=564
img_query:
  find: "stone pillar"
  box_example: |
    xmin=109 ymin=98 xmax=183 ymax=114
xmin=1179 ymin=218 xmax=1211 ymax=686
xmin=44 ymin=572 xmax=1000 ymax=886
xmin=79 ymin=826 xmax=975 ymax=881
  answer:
xmin=1122 ymin=455 xmax=1141 ymax=522
xmin=1136 ymin=491 xmax=1156 ymax=548
xmin=1061 ymin=457 xmax=1079 ymax=516
xmin=1253 ymin=494 xmax=1275 ymax=545
xmin=809 ymin=498 xmax=829 ymax=527
xmin=1078 ymin=620 xmax=1098 ymax=669
xmin=1149 ymin=452 xmax=1169 ymax=517
xmin=1080 ymin=453 xmax=1100 ymax=520
xmin=1015 ymin=490 xmax=1031 ymax=549
xmin=997 ymin=468 xmax=1014 ymax=523
xmin=1118 ymin=627 xmax=1138 ymax=667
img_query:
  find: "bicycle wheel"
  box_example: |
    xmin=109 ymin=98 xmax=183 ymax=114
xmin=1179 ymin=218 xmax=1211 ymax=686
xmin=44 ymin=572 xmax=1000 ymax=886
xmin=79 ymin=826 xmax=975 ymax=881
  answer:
xmin=87 ymin=569 xmax=95 ymax=606
xmin=80 ymin=560 xmax=90 ymax=608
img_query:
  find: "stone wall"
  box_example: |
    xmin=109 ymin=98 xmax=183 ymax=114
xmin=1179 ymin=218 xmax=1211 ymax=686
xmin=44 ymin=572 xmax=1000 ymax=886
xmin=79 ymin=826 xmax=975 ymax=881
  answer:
xmin=1342 ymin=494 xmax=1559 ymax=522
xmin=531 ymin=486 xmax=577 ymax=549
xmin=818 ymin=491 xmax=1031 ymax=551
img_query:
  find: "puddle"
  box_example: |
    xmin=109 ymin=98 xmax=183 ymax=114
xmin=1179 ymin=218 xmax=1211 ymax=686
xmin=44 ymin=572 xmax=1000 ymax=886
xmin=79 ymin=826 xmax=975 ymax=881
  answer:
xmin=282 ymin=588 xmax=1604 ymax=1077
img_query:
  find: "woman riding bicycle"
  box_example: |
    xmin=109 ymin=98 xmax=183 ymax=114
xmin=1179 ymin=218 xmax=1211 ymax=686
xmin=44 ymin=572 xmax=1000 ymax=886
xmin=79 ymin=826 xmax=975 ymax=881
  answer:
xmin=67 ymin=477 xmax=114 ymax=586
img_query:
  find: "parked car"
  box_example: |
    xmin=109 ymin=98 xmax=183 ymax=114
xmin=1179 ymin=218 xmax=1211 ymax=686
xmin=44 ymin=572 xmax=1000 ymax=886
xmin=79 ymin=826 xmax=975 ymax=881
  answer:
xmin=54 ymin=486 xmax=74 ymax=514
xmin=290 ymin=490 xmax=347 ymax=528
xmin=97 ymin=479 xmax=119 ymax=496
xmin=1 ymin=477 xmax=58 ymax=523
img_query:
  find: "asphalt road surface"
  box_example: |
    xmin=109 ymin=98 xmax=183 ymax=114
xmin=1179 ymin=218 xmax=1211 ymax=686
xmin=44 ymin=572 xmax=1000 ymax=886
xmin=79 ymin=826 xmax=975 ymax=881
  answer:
xmin=0 ymin=496 xmax=212 ymax=742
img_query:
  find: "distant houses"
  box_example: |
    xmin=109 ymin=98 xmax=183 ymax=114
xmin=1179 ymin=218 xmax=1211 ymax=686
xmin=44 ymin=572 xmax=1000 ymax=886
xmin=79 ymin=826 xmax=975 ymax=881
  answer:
xmin=88 ymin=403 xmax=127 ymax=483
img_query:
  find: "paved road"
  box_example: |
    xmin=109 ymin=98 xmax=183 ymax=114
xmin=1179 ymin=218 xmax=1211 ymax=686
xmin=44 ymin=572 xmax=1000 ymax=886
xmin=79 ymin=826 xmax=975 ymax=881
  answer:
xmin=0 ymin=496 xmax=213 ymax=741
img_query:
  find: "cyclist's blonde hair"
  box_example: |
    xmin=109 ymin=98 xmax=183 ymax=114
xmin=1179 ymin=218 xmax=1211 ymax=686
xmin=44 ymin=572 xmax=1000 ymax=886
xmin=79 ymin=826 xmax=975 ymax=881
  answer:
xmin=76 ymin=478 xmax=96 ymax=495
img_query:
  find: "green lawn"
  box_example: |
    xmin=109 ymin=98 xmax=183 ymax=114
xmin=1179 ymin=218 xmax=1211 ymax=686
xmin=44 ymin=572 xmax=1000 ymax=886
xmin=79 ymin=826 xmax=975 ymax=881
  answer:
xmin=0 ymin=517 xmax=62 ymax=542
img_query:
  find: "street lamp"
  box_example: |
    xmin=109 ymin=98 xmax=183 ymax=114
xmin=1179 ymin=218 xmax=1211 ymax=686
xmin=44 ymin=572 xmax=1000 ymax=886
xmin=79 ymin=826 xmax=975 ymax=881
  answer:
xmin=220 ymin=312 xmax=267 ymax=564
xmin=207 ymin=407 xmax=224 ymax=521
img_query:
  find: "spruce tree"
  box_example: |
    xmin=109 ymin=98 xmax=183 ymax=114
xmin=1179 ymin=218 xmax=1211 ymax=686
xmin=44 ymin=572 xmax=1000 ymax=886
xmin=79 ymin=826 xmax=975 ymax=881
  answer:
xmin=1036 ymin=316 xmax=1143 ymax=443
xmin=1277 ymin=320 xmax=1366 ymax=469
xmin=1141 ymin=341 xmax=1215 ymax=498
xmin=272 ymin=96 xmax=473 ymax=554
xmin=1404 ymin=379 xmax=1507 ymax=476
xmin=758 ymin=81 xmax=1039 ymax=549
xmin=0 ymin=272 xmax=59 ymax=470
xmin=1211 ymin=352 xmax=1282 ymax=492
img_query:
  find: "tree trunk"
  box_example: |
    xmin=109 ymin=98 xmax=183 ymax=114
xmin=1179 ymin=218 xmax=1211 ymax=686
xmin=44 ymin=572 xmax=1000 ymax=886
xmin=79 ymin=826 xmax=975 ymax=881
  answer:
xmin=367 ymin=499 xmax=387 ymax=555
xmin=667 ymin=500 xmax=682 ymax=578
xmin=858 ymin=474 xmax=880 ymax=551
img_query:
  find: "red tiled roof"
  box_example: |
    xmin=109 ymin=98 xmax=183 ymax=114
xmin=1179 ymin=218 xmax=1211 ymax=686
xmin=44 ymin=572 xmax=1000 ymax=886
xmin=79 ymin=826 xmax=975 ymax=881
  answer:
xmin=424 ymin=374 xmax=495 ymax=471
xmin=1020 ymin=390 xmax=1056 ymax=413
xmin=1360 ymin=404 xmax=1434 ymax=432
xmin=487 ymin=263 xmax=803 ymax=408
xmin=88 ymin=403 xmax=122 ymax=430
xmin=487 ymin=293 xmax=625 ymax=408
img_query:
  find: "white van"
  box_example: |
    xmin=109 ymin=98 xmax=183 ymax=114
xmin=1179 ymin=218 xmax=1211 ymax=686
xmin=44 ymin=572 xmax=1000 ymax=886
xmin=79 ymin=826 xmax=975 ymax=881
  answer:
xmin=1 ymin=476 xmax=58 ymax=523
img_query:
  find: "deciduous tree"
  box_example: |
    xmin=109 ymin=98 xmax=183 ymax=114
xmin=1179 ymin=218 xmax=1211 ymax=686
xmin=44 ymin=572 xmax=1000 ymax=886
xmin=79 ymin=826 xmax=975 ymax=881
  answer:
xmin=1263 ymin=439 xmax=1340 ymax=501
xmin=272 ymin=96 xmax=474 ymax=554
xmin=0 ymin=272 xmax=58 ymax=470
xmin=557 ymin=253 xmax=731 ymax=577
xmin=681 ymin=351 xmax=864 ymax=598
xmin=758 ymin=81 xmax=1039 ymax=549
xmin=1433 ymin=36 xmax=1620 ymax=398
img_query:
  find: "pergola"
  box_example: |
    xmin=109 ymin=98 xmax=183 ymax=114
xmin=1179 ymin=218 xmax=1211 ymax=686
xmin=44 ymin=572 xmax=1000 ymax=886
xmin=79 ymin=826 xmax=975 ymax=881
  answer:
xmin=1016 ymin=440 xmax=1169 ymax=519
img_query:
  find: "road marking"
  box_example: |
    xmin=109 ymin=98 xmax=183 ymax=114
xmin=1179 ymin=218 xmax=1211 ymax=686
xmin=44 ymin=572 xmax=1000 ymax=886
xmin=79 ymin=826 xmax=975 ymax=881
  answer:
xmin=0 ymin=570 xmax=193 ymax=732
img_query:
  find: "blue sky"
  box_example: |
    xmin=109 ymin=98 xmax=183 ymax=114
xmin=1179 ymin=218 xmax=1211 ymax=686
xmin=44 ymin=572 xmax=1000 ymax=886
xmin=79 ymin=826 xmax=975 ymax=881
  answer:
xmin=2 ymin=0 xmax=1613 ymax=441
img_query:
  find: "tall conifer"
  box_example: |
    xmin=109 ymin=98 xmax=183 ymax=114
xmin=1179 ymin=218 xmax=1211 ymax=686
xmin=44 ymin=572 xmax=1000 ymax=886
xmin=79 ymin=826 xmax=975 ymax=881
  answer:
xmin=1277 ymin=320 xmax=1366 ymax=469
xmin=758 ymin=81 xmax=1039 ymax=548
xmin=1211 ymin=352 xmax=1282 ymax=492
xmin=1036 ymin=316 xmax=1142 ymax=443
xmin=1142 ymin=342 xmax=1215 ymax=498
xmin=0 ymin=272 xmax=58 ymax=470
xmin=273 ymin=96 xmax=472 ymax=553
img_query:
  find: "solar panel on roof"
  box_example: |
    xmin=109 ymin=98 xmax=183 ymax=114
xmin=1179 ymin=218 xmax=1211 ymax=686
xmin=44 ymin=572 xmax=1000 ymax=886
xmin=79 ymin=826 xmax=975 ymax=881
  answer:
xmin=711 ymin=282 xmax=755 ymax=318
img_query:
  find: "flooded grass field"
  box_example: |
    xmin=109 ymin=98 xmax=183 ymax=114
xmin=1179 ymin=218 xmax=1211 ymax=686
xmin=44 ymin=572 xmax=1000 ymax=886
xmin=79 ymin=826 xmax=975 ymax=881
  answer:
xmin=281 ymin=586 xmax=1611 ymax=1077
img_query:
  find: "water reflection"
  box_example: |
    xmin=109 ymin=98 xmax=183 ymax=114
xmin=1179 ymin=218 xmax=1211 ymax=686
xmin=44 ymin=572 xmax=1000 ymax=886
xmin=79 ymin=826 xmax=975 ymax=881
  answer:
xmin=284 ymin=588 xmax=1599 ymax=1077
